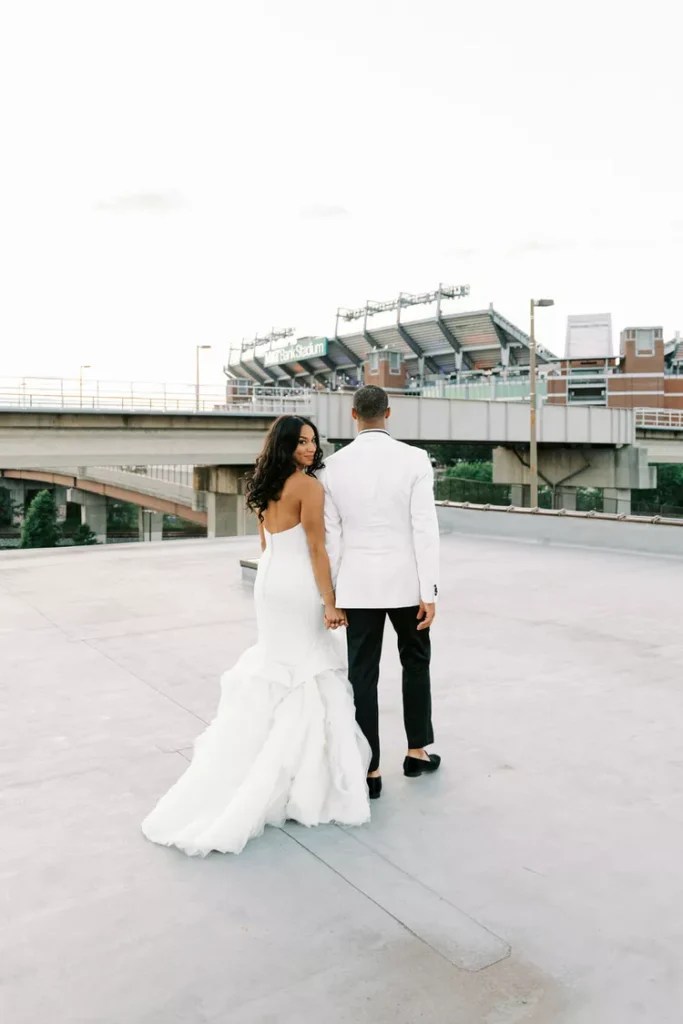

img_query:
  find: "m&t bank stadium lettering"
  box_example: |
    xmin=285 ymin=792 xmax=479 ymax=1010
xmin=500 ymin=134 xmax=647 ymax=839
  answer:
xmin=263 ymin=339 xmax=328 ymax=367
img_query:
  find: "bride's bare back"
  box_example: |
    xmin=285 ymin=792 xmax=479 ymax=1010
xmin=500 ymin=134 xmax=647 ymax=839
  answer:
xmin=261 ymin=472 xmax=307 ymax=535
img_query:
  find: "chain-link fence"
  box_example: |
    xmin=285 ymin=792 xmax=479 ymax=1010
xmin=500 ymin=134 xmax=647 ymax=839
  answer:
xmin=435 ymin=475 xmax=683 ymax=519
xmin=434 ymin=476 xmax=511 ymax=506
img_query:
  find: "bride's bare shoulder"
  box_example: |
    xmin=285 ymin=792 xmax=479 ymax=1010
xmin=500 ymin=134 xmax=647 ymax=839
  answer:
xmin=284 ymin=472 xmax=321 ymax=497
xmin=286 ymin=477 xmax=323 ymax=505
xmin=291 ymin=472 xmax=322 ymax=494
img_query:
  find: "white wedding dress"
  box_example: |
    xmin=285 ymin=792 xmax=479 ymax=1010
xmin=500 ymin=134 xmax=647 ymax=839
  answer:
xmin=142 ymin=523 xmax=371 ymax=856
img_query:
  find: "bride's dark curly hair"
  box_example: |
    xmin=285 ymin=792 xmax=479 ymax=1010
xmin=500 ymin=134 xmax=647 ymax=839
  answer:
xmin=246 ymin=415 xmax=325 ymax=521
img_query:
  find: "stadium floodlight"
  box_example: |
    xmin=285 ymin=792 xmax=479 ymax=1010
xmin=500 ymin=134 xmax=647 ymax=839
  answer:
xmin=336 ymin=284 xmax=470 ymax=326
xmin=253 ymin=327 xmax=295 ymax=352
xmin=438 ymin=284 xmax=471 ymax=301
xmin=255 ymin=327 xmax=295 ymax=344
xmin=234 ymin=328 xmax=296 ymax=361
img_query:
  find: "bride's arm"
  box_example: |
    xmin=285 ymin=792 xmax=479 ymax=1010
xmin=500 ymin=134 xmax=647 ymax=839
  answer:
xmin=300 ymin=478 xmax=346 ymax=627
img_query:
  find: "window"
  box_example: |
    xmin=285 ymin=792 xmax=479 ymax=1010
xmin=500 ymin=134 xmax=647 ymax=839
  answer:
xmin=567 ymin=383 xmax=606 ymax=405
xmin=389 ymin=352 xmax=402 ymax=374
xmin=368 ymin=352 xmax=379 ymax=373
xmin=635 ymin=329 xmax=655 ymax=355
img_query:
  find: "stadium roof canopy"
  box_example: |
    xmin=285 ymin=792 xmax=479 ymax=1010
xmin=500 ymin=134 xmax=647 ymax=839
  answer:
xmin=226 ymin=303 xmax=559 ymax=386
xmin=665 ymin=335 xmax=683 ymax=368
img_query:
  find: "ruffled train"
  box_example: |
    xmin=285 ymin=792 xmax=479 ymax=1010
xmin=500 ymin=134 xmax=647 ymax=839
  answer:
xmin=142 ymin=636 xmax=371 ymax=856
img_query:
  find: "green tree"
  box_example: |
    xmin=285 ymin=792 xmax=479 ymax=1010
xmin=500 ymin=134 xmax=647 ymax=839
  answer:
xmin=0 ymin=486 xmax=19 ymax=528
xmin=420 ymin=442 xmax=494 ymax=466
xmin=634 ymin=464 xmax=683 ymax=516
xmin=20 ymin=489 xmax=62 ymax=549
xmin=72 ymin=523 xmax=98 ymax=545
xmin=446 ymin=462 xmax=494 ymax=482
xmin=107 ymin=501 xmax=138 ymax=534
xmin=436 ymin=461 xmax=511 ymax=505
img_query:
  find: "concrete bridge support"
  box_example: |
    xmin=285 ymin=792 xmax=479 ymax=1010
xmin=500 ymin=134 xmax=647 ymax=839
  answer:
xmin=67 ymin=488 xmax=107 ymax=543
xmin=1 ymin=478 xmax=70 ymax=523
xmin=138 ymin=508 xmax=164 ymax=542
xmin=494 ymin=445 xmax=655 ymax=513
xmin=603 ymin=488 xmax=632 ymax=515
xmin=53 ymin=485 xmax=69 ymax=524
xmin=0 ymin=478 xmax=26 ymax=521
xmin=193 ymin=465 xmax=259 ymax=539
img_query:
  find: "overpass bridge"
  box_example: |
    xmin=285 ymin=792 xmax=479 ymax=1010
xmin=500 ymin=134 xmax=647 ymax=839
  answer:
xmin=2 ymin=378 xmax=682 ymax=538
xmin=0 ymin=389 xmax=637 ymax=468
xmin=2 ymin=466 xmax=204 ymax=520
xmin=632 ymin=408 xmax=683 ymax=463
xmin=1 ymin=466 xmax=207 ymax=545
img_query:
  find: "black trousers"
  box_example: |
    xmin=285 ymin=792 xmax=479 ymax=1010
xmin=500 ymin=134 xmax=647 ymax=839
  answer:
xmin=345 ymin=607 xmax=434 ymax=774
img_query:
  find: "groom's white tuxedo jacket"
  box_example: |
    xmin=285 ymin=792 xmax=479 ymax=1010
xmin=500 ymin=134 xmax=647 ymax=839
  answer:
xmin=318 ymin=430 xmax=440 ymax=610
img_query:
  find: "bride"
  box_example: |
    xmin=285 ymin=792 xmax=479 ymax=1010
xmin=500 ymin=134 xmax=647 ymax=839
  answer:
xmin=141 ymin=415 xmax=371 ymax=856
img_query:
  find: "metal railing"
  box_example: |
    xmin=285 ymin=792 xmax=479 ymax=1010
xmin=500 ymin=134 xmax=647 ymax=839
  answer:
xmin=114 ymin=464 xmax=195 ymax=487
xmin=2 ymin=376 xmax=683 ymax=431
xmin=85 ymin=465 xmax=207 ymax=512
xmin=634 ymin=408 xmax=683 ymax=431
xmin=436 ymin=500 xmax=683 ymax=527
xmin=434 ymin=476 xmax=683 ymax=520
xmin=0 ymin=374 xmax=545 ymax=410
xmin=0 ymin=376 xmax=314 ymax=416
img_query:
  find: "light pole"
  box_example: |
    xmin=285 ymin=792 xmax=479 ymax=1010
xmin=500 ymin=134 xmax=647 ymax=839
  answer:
xmin=195 ymin=345 xmax=211 ymax=411
xmin=79 ymin=365 xmax=91 ymax=408
xmin=529 ymin=299 xmax=554 ymax=507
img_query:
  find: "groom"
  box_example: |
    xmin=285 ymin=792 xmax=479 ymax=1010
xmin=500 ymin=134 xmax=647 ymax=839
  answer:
xmin=319 ymin=384 xmax=441 ymax=799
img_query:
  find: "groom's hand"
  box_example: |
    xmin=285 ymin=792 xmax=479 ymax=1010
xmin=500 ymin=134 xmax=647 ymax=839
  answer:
xmin=324 ymin=606 xmax=348 ymax=630
xmin=417 ymin=601 xmax=436 ymax=631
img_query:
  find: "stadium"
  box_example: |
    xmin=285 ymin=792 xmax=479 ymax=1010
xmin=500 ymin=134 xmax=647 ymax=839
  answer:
xmin=224 ymin=285 xmax=558 ymax=390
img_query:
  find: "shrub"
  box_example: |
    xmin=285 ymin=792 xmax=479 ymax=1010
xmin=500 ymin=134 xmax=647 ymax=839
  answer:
xmin=0 ymin=486 xmax=19 ymax=527
xmin=72 ymin=523 xmax=98 ymax=545
xmin=20 ymin=490 xmax=61 ymax=548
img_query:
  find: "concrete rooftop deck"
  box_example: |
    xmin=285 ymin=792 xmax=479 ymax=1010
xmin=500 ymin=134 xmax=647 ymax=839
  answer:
xmin=1 ymin=533 xmax=682 ymax=1023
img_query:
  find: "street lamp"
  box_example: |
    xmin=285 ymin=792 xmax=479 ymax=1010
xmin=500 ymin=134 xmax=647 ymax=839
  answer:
xmin=529 ymin=299 xmax=554 ymax=507
xmin=79 ymin=365 xmax=91 ymax=408
xmin=195 ymin=345 xmax=212 ymax=411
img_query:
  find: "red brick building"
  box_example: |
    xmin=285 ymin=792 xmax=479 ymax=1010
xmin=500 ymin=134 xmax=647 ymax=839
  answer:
xmin=547 ymin=327 xmax=683 ymax=410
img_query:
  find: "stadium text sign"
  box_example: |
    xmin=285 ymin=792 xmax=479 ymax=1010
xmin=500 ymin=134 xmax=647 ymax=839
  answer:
xmin=263 ymin=338 xmax=328 ymax=367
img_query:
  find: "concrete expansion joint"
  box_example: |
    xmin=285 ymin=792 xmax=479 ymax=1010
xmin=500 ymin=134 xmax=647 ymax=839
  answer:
xmin=283 ymin=823 xmax=512 ymax=973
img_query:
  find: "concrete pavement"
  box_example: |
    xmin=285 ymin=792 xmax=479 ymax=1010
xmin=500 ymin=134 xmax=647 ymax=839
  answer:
xmin=1 ymin=534 xmax=682 ymax=1022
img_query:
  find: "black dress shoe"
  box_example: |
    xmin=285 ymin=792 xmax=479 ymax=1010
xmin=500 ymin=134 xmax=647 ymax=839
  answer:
xmin=403 ymin=753 xmax=441 ymax=778
xmin=367 ymin=776 xmax=382 ymax=800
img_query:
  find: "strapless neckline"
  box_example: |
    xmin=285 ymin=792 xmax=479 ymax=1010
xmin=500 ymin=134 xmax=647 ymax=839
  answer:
xmin=264 ymin=522 xmax=303 ymax=537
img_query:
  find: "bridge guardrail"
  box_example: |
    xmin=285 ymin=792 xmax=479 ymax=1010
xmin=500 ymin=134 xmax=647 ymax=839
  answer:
xmin=634 ymin=409 xmax=683 ymax=431
xmin=436 ymin=500 xmax=683 ymax=527
xmin=2 ymin=376 xmax=683 ymax=435
xmin=0 ymin=377 xmax=314 ymax=416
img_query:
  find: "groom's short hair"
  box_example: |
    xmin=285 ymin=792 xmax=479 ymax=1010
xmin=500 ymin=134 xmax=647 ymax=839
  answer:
xmin=353 ymin=385 xmax=389 ymax=420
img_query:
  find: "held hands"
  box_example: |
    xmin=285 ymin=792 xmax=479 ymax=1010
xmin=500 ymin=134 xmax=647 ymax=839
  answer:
xmin=324 ymin=602 xmax=348 ymax=630
xmin=417 ymin=601 xmax=436 ymax=631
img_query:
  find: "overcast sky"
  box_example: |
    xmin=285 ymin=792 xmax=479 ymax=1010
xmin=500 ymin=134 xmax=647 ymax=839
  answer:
xmin=1 ymin=0 xmax=682 ymax=387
